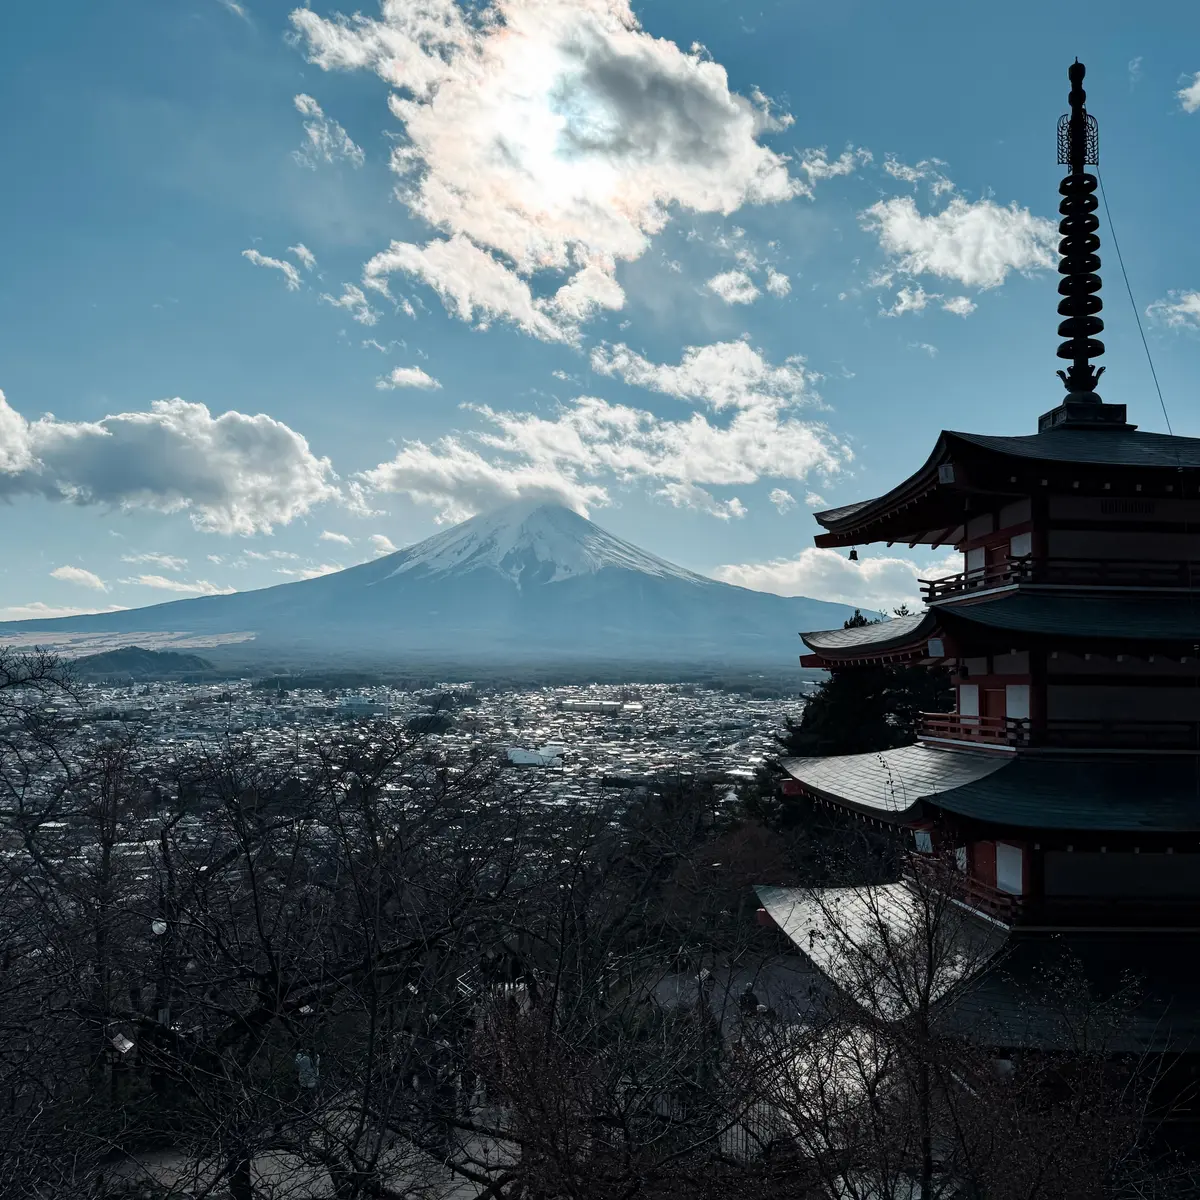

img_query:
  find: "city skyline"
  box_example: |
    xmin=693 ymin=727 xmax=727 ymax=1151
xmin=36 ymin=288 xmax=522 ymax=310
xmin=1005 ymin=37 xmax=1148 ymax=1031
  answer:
xmin=4 ymin=0 xmax=1200 ymax=621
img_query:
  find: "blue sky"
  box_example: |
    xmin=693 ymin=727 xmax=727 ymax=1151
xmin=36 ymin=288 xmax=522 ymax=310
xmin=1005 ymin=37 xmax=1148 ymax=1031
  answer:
xmin=4 ymin=0 xmax=1200 ymax=620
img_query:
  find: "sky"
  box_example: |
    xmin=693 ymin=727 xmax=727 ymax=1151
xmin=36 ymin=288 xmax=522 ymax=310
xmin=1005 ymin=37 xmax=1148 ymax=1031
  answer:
xmin=4 ymin=0 xmax=1200 ymax=620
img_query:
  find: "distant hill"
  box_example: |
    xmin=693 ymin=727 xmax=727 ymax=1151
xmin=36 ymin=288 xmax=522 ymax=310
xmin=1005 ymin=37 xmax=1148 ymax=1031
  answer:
xmin=4 ymin=502 xmax=873 ymax=669
xmin=72 ymin=646 xmax=216 ymax=680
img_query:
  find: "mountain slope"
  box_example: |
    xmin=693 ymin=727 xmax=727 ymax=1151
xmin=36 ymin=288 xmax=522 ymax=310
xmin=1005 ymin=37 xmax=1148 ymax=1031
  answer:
xmin=1 ymin=502 xmax=868 ymax=665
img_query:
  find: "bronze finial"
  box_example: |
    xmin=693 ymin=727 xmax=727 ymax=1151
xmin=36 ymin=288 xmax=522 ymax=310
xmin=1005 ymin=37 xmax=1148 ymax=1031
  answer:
xmin=1054 ymin=59 xmax=1105 ymax=400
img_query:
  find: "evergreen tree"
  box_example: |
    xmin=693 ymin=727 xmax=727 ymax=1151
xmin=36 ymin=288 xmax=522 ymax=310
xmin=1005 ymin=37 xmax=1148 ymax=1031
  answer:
xmin=780 ymin=608 xmax=952 ymax=759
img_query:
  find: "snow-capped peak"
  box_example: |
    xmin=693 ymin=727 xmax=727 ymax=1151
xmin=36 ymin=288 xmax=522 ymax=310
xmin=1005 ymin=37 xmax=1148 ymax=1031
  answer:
xmin=385 ymin=501 xmax=706 ymax=587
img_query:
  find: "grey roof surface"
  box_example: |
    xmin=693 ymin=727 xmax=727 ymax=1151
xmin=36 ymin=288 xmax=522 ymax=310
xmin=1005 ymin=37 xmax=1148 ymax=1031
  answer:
xmin=802 ymin=610 xmax=935 ymax=654
xmin=781 ymin=744 xmax=1008 ymax=819
xmin=782 ymin=746 xmax=1200 ymax=830
xmin=950 ymin=427 xmax=1200 ymax=468
xmin=940 ymin=592 xmax=1200 ymax=642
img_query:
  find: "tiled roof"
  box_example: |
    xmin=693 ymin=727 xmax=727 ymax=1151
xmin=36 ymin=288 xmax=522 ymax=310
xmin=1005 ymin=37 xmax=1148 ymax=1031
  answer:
xmin=941 ymin=593 xmax=1200 ymax=642
xmin=781 ymin=745 xmax=1200 ymax=830
xmin=780 ymin=744 xmax=1007 ymax=820
xmin=938 ymin=756 xmax=1200 ymax=831
xmin=950 ymin=428 xmax=1200 ymax=469
xmin=802 ymin=611 xmax=935 ymax=653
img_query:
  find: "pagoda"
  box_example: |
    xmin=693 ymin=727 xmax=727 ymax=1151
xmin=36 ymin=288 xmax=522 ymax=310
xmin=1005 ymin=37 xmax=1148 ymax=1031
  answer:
xmin=760 ymin=62 xmax=1200 ymax=1077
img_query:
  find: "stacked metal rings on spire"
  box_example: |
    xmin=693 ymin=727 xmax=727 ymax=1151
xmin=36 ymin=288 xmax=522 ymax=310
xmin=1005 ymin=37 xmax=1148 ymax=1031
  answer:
xmin=1055 ymin=61 xmax=1104 ymax=399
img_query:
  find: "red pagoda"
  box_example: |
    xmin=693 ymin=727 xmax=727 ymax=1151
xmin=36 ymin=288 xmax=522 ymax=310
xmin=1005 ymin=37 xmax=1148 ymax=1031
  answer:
xmin=762 ymin=62 xmax=1200 ymax=1071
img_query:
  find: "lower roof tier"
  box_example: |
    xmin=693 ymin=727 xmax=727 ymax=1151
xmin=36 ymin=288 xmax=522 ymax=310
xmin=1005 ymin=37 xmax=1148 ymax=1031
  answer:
xmin=800 ymin=593 xmax=1200 ymax=667
xmin=781 ymin=743 xmax=1200 ymax=831
xmin=757 ymin=883 xmax=1200 ymax=1053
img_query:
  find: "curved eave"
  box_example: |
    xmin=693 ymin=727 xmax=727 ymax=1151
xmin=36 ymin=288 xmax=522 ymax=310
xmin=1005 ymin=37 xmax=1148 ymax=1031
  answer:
xmin=814 ymin=435 xmax=952 ymax=548
xmin=800 ymin=611 xmax=938 ymax=666
xmin=813 ymin=427 xmax=1200 ymax=550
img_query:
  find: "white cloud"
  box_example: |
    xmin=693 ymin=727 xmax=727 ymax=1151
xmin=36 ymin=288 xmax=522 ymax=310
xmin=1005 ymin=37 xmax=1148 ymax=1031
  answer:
xmin=369 ymin=533 xmax=398 ymax=556
xmin=320 ymin=283 xmax=380 ymax=325
xmin=360 ymin=438 xmax=609 ymax=524
xmin=1128 ymin=57 xmax=1143 ymax=87
xmin=216 ymin=0 xmax=250 ymax=21
xmin=292 ymin=94 xmax=365 ymax=168
xmin=376 ymin=365 xmax=442 ymax=390
xmin=548 ymin=265 xmax=625 ymax=323
xmin=51 ymin=565 xmax=108 ymax=591
xmin=291 ymin=0 xmax=801 ymax=339
xmin=713 ymin=548 xmax=960 ymax=610
xmin=941 ymin=295 xmax=976 ymax=317
xmin=1147 ymin=290 xmax=1200 ymax=329
xmin=0 ymin=389 xmax=339 ymax=535
xmin=121 ymin=553 xmax=188 ymax=571
xmin=590 ymin=338 xmax=812 ymax=412
xmin=289 ymin=243 xmax=317 ymax=271
xmin=121 ymin=575 xmax=236 ymax=595
xmin=320 ymin=530 xmax=353 ymax=546
xmin=769 ymin=487 xmax=795 ymax=514
xmin=804 ymin=491 xmax=826 ymax=508
xmin=658 ymin=481 xmax=746 ymax=519
xmin=765 ymin=268 xmax=790 ymax=297
xmin=862 ymin=195 xmax=1056 ymax=288
xmin=242 ymin=249 xmax=301 ymax=290
xmin=276 ymin=563 xmax=343 ymax=579
xmin=909 ymin=342 xmax=938 ymax=358
xmin=364 ymin=236 xmax=568 ymax=341
xmin=883 ymin=285 xmax=933 ymax=317
xmin=0 ymin=601 xmax=128 ymax=621
xmin=1178 ymin=72 xmax=1200 ymax=113
xmin=707 ymin=269 xmax=759 ymax=305
xmin=881 ymin=155 xmax=953 ymax=195
xmin=359 ymin=340 xmax=844 ymax=523
xmin=798 ymin=146 xmax=871 ymax=187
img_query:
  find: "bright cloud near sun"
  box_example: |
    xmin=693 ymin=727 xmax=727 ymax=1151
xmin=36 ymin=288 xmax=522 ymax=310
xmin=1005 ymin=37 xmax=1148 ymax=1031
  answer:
xmin=713 ymin=548 xmax=961 ymax=612
xmin=291 ymin=0 xmax=810 ymax=340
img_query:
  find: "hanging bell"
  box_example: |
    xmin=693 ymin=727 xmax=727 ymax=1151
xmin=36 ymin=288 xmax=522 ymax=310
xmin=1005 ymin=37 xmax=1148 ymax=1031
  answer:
xmin=848 ymin=548 xmax=859 ymax=562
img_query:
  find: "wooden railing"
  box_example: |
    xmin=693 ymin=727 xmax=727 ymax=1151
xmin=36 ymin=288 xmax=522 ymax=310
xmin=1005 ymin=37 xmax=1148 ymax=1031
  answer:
xmin=918 ymin=712 xmax=1031 ymax=747
xmin=921 ymin=556 xmax=1200 ymax=601
xmin=906 ymin=855 xmax=1023 ymax=922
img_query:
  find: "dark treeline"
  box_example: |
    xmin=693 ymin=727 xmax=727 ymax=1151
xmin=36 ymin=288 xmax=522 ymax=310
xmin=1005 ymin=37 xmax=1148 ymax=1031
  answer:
xmin=0 ymin=646 xmax=1191 ymax=1199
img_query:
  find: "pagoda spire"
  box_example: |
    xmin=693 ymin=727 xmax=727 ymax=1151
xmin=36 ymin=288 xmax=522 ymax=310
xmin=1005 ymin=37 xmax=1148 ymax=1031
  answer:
xmin=1055 ymin=60 xmax=1104 ymax=400
xmin=1038 ymin=61 xmax=1132 ymax=431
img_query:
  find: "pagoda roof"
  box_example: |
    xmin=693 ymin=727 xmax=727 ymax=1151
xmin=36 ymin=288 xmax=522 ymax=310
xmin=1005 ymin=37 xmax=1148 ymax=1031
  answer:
xmin=781 ymin=744 xmax=1200 ymax=831
xmin=801 ymin=611 xmax=936 ymax=657
xmin=937 ymin=592 xmax=1200 ymax=645
xmin=759 ymin=881 xmax=1200 ymax=1052
xmin=813 ymin=426 xmax=1200 ymax=548
xmin=953 ymin=427 xmax=1200 ymax=469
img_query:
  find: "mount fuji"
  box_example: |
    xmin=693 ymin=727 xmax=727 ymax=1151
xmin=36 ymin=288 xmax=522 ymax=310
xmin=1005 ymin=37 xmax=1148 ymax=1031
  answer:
xmin=1 ymin=502 xmax=866 ymax=666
